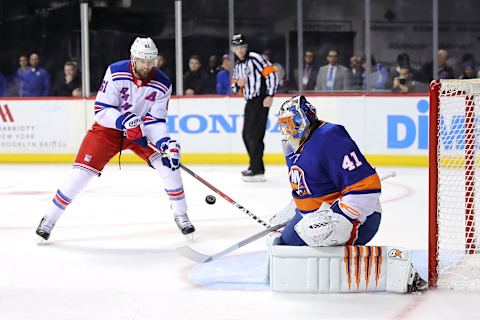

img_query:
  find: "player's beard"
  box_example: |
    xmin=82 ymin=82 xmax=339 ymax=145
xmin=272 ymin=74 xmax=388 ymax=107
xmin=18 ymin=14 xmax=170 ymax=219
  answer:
xmin=135 ymin=66 xmax=152 ymax=79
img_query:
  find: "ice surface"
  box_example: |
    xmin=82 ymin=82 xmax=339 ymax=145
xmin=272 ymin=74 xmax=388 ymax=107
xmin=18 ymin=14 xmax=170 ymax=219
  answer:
xmin=1 ymin=164 xmax=479 ymax=320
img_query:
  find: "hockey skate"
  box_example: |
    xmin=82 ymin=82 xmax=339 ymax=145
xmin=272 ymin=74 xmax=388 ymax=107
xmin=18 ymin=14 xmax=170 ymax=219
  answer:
xmin=407 ymin=267 xmax=428 ymax=293
xmin=36 ymin=217 xmax=55 ymax=242
xmin=241 ymin=170 xmax=266 ymax=182
xmin=241 ymin=169 xmax=252 ymax=176
xmin=174 ymin=213 xmax=195 ymax=236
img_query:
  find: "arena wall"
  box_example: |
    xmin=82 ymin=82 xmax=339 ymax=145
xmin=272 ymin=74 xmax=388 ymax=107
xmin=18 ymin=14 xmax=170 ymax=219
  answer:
xmin=0 ymin=94 xmax=431 ymax=166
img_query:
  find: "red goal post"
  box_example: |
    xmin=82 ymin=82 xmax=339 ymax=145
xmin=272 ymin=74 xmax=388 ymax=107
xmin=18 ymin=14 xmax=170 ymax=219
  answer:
xmin=429 ymin=79 xmax=479 ymax=290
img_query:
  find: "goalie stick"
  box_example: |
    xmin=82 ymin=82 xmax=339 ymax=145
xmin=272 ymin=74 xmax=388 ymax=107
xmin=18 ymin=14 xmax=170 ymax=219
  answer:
xmin=147 ymin=141 xmax=271 ymax=228
xmin=176 ymin=171 xmax=397 ymax=263
xmin=176 ymin=221 xmax=289 ymax=263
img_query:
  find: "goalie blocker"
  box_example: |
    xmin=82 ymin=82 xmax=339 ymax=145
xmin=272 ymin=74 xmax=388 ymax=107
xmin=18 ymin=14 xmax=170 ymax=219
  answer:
xmin=268 ymin=235 xmax=426 ymax=293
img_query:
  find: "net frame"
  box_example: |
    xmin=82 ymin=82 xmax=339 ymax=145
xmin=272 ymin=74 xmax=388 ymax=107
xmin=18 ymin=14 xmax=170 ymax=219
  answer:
xmin=429 ymin=79 xmax=479 ymax=289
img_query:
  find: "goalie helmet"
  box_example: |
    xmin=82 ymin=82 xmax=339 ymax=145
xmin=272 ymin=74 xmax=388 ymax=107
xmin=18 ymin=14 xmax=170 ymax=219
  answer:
xmin=277 ymin=95 xmax=318 ymax=155
xmin=130 ymin=37 xmax=158 ymax=61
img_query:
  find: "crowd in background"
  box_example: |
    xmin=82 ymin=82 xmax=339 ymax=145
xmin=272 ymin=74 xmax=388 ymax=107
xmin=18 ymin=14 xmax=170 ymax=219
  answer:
xmin=0 ymin=53 xmax=83 ymax=98
xmin=171 ymin=48 xmax=480 ymax=95
xmin=274 ymin=48 xmax=479 ymax=94
xmin=0 ymin=48 xmax=478 ymax=97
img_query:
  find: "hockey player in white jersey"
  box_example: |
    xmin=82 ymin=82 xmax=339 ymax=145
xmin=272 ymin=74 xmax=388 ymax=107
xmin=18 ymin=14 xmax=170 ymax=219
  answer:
xmin=36 ymin=37 xmax=195 ymax=240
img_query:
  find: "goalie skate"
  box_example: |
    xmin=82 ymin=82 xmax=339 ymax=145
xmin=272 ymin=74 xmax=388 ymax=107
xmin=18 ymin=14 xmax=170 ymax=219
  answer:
xmin=174 ymin=213 xmax=195 ymax=236
xmin=407 ymin=267 xmax=428 ymax=293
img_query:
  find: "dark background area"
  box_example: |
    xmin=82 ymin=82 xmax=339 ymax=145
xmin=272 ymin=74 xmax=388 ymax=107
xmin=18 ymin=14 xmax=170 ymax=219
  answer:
xmin=0 ymin=0 xmax=336 ymax=90
xmin=1 ymin=0 xmax=479 ymax=94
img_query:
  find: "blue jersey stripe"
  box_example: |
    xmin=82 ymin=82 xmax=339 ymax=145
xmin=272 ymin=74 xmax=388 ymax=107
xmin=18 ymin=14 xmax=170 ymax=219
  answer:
xmin=112 ymin=77 xmax=134 ymax=82
xmin=94 ymin=101 xmax=117 ymax=109
xmin=146 ymin=84 xmax=167 ymax=94
xmin=343 ymin=189 xmax=381 ymax=196
xmin=144 ymin=119 xmax=166 ymax=126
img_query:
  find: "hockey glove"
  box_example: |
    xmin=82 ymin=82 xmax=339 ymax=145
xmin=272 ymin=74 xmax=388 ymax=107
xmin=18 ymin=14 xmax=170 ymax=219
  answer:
xmin=157 ymin=138 xmax=181 ymax=171
xmin=122 ymin=113 xmax=145 ymax=141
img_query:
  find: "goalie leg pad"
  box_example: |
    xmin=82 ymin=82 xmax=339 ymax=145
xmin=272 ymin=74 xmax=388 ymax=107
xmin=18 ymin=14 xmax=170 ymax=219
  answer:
xmin=269 ymin=245 xmax=420 ymax=293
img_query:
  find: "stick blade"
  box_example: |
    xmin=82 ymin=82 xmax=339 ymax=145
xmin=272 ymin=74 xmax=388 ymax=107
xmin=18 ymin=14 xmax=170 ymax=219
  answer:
xmin=176 ymin=246 xmax=213 ymax=263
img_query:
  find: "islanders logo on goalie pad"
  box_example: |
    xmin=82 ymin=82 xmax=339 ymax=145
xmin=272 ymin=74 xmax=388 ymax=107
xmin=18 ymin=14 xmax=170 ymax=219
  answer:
xmin=289 ymin=166 xmax=311 ymax=197
xmin=388 ymin=248 xmax=404 ymax=259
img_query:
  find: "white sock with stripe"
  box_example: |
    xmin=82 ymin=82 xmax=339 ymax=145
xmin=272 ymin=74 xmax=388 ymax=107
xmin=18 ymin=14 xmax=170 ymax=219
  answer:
xmin=43 ymin=168 xmax=96 ymax=223
xmin=151 ymin=157 xmax=188 ymax=216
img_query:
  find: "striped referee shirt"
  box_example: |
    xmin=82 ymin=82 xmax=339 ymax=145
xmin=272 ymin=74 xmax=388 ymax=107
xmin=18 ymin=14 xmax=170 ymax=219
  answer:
xmin=232 ymin=51 xmax=279 ymax=100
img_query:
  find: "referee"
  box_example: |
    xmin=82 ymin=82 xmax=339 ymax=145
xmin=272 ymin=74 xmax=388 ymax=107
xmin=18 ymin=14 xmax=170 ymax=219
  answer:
xmin=231 ymin=34 xmax=279 ymax=182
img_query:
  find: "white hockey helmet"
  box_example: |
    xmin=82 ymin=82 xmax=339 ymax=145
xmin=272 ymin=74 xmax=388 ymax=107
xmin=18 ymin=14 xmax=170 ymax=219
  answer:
xmin=130 ymin=37 xmax=158 ymax=61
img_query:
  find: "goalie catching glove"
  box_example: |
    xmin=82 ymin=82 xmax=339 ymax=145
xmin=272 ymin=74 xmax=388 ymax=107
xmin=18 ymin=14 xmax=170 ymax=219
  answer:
xmin=294 ymin=202 xmax=353 ymax=247
xmin=156 ymin=138 xmax=181 ymax=171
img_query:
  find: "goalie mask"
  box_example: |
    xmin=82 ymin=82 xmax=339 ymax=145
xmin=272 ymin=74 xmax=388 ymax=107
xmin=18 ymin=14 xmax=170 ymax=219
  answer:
xmin=130 ymin=37 xmax=158 ymax=73
xmin=277 ymin=95 xmax=318 ymax=156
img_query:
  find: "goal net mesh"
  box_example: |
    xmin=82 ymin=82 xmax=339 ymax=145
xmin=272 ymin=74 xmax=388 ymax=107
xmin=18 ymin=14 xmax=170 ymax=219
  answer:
xmin=435 ymin=79 xmax=480 ymax=290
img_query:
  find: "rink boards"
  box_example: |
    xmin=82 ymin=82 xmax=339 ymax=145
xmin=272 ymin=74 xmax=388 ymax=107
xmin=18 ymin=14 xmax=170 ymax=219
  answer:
xmin=0 ymin=94 xmax=431 ymax=166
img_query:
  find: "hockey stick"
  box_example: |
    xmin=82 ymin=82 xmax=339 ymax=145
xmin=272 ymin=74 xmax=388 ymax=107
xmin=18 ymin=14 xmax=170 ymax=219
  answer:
xmin=147 ymin=141 xmax=271 ymax=228
xmin=380 ymin=171 xmax=396 ymax=181
xmin=176 ymin=221 xmax=289 ymax=263
xmin=177 ymin=171 xmax=398 ymax=263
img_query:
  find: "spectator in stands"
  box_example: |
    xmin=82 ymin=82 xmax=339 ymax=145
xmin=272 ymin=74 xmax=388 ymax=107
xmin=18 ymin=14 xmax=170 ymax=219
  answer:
xmin=391 ymin=65 xmax=426 ymax=93
xmin=437 ymin=49 xmax=455 ymax=79
xmin=262 ymin=50 xmax=287 ymax=93
xmin=294 ymin=50 xmax=318 ymax=91
xmin=204 ymin=55 xmax=221 ymax=94
xmin=53 ymin=57 xmax=81 ymax=86
xmin=157 ymin=53 xmax=174 ymax=81
xmin=420 ymin=49 xmax=455 ymax=82
xmin=385 ymin=53 xmax=421 ymax=89
xmin=183 ymin=55 xmax=205 ymax=95
xmin=348 ymin=55 xmax=364 ymax=90
xmin=24 ymin=53 xmax=50 ymax=96
xmin=314 ymin=49 xmax=349 ymax=91
xmin=156 ymin=54 xmax=168 ymax=73
xmin=216 ymin=54 xmax=231 ymax=95
xmin=69 ymin=57 xmax=80 ymax=72
xmin=51 ymin=61 xmax=82 ymax=96
xmin=12 ymin=55 xmax=30 ymax=97
xmin=156 ymin=53 xmax=175 ymax=94
xmin=460 ymin=53 xmax=480 ymax=78
xmin=72 ymin=88 xmax=82 ymax=97
xmin=459 ymin=60 xmax=477 ymax=80
xmin=0 ymin=72 xmax=7 ymax=97
xmin=362 ymin=55 xmax=388 ymax=90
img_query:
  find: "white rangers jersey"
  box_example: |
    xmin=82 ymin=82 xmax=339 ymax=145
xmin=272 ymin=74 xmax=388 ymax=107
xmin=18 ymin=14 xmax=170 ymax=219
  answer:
xmin=94 ymin=60 xmax=172 ymax=145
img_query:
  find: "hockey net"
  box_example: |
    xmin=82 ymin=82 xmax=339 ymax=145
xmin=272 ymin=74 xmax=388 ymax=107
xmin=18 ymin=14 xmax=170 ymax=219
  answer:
xmin=429 ymin=79 xmax=480 ymax=290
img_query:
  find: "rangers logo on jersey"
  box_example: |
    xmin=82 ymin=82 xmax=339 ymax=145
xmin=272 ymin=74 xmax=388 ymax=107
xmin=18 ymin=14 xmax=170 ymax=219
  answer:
xmin=289 ymin=165 xmax=311 ymax=197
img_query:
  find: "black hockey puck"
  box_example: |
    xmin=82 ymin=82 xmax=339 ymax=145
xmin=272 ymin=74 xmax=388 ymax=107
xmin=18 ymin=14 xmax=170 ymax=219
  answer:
xmin=205 ymin=195 xmax=216 ymax=205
